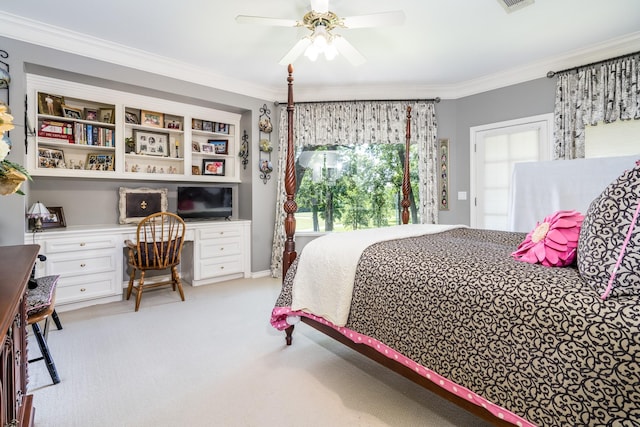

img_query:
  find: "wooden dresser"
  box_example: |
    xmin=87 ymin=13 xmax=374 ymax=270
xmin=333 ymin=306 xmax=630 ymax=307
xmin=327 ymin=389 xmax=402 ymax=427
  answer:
xmin=0 ymin=244 xmax=38 ymax=427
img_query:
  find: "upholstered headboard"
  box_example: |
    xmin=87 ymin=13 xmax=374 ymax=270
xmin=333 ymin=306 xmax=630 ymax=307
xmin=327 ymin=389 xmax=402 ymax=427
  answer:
xmin=508 ymin=155 xmax=638 ymax=232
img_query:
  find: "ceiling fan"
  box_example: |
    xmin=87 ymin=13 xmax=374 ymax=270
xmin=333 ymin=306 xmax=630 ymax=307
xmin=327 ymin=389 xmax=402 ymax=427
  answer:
xmin=236 ymin=0 xmax=405 ymax=66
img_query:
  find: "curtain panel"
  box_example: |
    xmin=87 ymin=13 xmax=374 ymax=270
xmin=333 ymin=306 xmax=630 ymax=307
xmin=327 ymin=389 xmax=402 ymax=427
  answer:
xmin=553 ymin=54 xmax=640 ymax=159
xmin=270 ymin=100 xmax=438 ymax=277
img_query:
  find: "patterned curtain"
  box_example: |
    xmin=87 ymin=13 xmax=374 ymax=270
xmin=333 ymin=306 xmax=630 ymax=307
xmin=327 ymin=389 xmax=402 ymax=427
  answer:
xmin=553 ymin=53 xmax=640 ymax=159
xmin=270 ymin=100 xmax=438 ymax=277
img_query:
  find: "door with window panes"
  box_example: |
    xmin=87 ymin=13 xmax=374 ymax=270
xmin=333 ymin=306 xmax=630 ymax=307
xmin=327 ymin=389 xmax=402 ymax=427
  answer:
xmin=471 ymin=114 xmax=552 ymax=230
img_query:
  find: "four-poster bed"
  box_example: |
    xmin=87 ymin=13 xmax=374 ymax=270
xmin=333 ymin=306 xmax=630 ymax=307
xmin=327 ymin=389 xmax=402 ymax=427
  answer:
xmin=271 ymin=65 xmax=640 ymax=426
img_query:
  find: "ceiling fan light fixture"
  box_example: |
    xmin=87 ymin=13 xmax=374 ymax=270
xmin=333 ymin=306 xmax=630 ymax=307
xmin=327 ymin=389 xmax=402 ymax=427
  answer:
xmin=303 ymin=24 xmax=338 ymax=61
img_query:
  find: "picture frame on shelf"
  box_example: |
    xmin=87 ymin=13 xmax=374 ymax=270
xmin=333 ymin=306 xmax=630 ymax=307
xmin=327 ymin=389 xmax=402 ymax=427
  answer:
xmin=29 ymin=206 xmax=66 ymax=230
xmin=38 ymin=147 xmax=66 ymax=169
xmin=86 ymin=153 xmax=115 ymax=171
xmin=216 ymin=123 xmax=230 ymax=134
xmin=125 ymin=111 xmax=139 ymax=124
xmin=192 ymin=142 xmax=200 ymax=152
xmin=202 ymin=121 xmax=213 ymax=132
xmin=99 ymin=108 xmax=115 ymax=124
xmin=62 ymin=105 xmax=82 ymax=120
xmin=84 ymin=108 xmax=98 ymax=121
xmin=201 ymin=143 xmax=213 ymax=153
xmin=133 ymin=129 xmax=169 ymax=156
xmin=141 ymin=110 xmax=164 ymax=128
xmin=202 ymin=159 xmax=225 ymax=176
xmin=37 ymin=92 xmax=65 ymax=116
xmin=118 ymin=187 xmax=168 ymax=225
xmin=208 ymin=139 xmax=228 ymax=154
xmin=192 ymin=119 xmax=203 ymax=130
xmin=165 ymin=114 xmax=183 ymax=130
xmin=192 ymin=165 xmax=201 ymax=175
xmin=42 ymin=206 xmax=66 ymax=229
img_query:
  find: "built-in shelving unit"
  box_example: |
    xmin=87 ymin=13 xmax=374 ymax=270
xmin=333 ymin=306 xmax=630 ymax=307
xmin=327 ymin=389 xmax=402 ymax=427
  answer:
xmin=26 ymin=74 xmax=241 ymax=183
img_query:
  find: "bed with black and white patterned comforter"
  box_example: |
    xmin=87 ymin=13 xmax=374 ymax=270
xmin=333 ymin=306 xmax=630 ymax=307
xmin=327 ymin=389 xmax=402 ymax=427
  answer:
xmin=272 ymin=227 xmax=640 ymax=426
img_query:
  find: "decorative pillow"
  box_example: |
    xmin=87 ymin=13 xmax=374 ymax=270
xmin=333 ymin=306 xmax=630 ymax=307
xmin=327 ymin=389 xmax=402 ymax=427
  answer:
xmin=512 ymin=210 xmax=584 ymax=267
xmin=26 ymin=275 xmax=59 ymax=315
xmin=577 ymin=160 xmax=640 ymax=299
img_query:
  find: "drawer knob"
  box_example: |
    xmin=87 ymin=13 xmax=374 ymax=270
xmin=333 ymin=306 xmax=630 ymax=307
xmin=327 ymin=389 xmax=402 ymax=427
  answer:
xmin=220 ymin=247 xmax=224 ymax=251
xmin=220 ymin=266 xmax=224 ymax=270
xmin=80 ymin=263 xmax=86 ymax=268
xmin=80 ymin=242 xmax=86 ymax=247
xmin=80 ymin=288 xmax=86 ymax=292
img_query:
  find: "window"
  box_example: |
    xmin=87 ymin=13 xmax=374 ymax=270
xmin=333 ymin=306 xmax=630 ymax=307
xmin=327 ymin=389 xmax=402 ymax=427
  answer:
xmin=585 ymin=119 xmax=640 ymax=158
xmin=295 ymin=143 xmax=420 ymax=233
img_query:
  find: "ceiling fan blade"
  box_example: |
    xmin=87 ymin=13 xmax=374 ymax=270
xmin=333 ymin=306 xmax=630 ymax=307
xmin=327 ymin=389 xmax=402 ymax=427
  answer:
xmin=310 ymin=0 xmax=329 ymax=13
xmin=333 ymin=36 xmax=366 ymax=66
xmin=235 ymin=15 xmax=299 ymax=27
xmin=342 ymin=11 xmax=405 ymax=29
xmin=279 ymin=38 xmax=313 ymax=65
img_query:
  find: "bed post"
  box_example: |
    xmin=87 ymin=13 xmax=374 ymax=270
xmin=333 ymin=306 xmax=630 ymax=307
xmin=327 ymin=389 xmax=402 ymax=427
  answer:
xmin=282 ymin=64 xmax=298 ymax=279
xmin=283 ymin=64 xmax=298 ymax=346
xmin=401 ymin=106 xmax=412 ymax=225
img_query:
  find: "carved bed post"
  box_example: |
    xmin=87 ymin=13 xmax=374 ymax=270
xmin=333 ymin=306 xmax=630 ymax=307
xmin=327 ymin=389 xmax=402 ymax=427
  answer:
xmin=283 ymin=64 xmax=298 ymax=345
xmin=401 ymin=106 xmax=412 ymax=224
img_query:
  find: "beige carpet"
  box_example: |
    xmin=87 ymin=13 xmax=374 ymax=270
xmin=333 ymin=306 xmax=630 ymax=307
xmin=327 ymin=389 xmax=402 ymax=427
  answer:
xmin=27 ymin=277 xmax=492 ymax=427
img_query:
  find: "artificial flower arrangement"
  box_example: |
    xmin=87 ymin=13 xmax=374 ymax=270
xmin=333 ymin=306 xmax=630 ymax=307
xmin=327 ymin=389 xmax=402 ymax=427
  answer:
xmin=0 ymin=102 xmax=30 ymax=195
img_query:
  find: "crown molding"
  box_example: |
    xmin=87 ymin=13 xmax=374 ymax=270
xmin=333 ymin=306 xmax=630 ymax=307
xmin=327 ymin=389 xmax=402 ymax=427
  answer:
xmin=1 ymin=11 xmax=639 ymax=102
xmin=0 ymin=11 xmax=282 ymax=102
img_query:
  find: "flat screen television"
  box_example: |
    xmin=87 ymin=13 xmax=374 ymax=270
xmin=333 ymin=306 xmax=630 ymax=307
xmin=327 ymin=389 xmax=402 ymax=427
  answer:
xmin=177 ymin=186 xmax=232 ymax=220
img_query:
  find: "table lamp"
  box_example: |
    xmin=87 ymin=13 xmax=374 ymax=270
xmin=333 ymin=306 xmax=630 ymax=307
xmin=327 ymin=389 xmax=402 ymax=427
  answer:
xmin=27 ymin=201 xmax=50 ymax=232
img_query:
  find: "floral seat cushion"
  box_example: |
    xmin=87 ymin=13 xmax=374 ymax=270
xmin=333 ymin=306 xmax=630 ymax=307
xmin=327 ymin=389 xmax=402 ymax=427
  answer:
xmin=26 ymin=275 xmax=59 ymax=316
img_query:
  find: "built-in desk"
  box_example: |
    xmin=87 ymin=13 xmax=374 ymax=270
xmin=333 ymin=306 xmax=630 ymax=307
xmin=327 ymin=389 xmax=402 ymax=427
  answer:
xmin=25 ymin=220 xmax=251 ymax=312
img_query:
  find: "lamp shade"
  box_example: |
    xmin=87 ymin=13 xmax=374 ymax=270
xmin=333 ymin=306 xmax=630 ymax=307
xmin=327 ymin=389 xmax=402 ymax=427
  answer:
xmin=27 ymin=201 xmax=50 ymax=218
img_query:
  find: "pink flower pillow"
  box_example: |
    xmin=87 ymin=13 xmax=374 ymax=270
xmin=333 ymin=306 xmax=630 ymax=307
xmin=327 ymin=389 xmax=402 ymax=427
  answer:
xmin=512 ymin=210 xmax=584 ymax=267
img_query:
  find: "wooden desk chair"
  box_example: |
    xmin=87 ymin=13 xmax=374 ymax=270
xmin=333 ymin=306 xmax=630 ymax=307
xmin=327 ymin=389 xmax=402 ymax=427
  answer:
xmin=125 ymin=212 xmax=186 ymax=312
xmin=27 ymin=274 xmax=62 ymax=385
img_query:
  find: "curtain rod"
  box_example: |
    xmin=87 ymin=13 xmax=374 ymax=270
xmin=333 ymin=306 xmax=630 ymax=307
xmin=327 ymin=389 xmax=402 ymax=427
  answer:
xmin=274 ymin=97 xmax=441 ymax=106
xmin=546 ymin=51 xmax=640 ymax=78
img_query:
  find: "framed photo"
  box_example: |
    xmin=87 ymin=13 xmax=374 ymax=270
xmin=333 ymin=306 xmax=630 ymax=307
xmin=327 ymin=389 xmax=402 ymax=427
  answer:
xmin=133 ymin=129 xmax=169 ymax=156
xmin=141 ymin=110 xmax=164 ymax=128
xmin=192 ymin=165 xmax=201 ymax=175
xmin=202 ymin=121 xmax=213 ymax=132
xmin=125 ymin=111 xmax=139 ymax=124
xmin=38 ymin=147 xmax=66 ymax=169
xmin=208 ymin=139 xmax=228 ymax=154
xmin=118 ymin=187 xmax=168 ymax=225
xmin=202 ymin=159 xmax=225 ymax=176
xmin=84 ymin=108 xmax=98 ymax=121
xmin=62 ymin=105 xmax=82 ymax=120
xmin=38 ymin=92 xmax=65 ymax=116
xmin=192 ymin=142 xmax=200 ymax=152
xmin=29 ymin=206 xmax=67 ymax=230
xmin=201 ymin=143 xmax=213 ymax=153
xmin=216 ymin=123 xmax=230 ymax=134
xmin=438 ymin=138 xmax=450 ymax=211
xmin=165 ymin=114 xmax=182 ymax=130
xmin=192 ymin=119 xmax=203 ymax=130
xmin=99 ymin=108 xmax=115 ymax=124
xmin=85 ymin=153 xmax=115 ymax=171
xmin=42 ymin=206 xmax=66 ymax=229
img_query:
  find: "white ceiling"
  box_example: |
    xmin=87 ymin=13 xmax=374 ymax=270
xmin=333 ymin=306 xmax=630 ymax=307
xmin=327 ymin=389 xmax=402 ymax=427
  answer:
xmin=1 ymin=0 xmax=640 ymax=102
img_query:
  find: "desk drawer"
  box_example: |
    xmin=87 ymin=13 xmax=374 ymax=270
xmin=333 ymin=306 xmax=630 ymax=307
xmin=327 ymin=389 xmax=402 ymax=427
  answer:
xmin=199 ymin=238 xmax=241 ymax=257
xmin=56 ymin=272 xmax=119 ymax=305
xmin=44 ymin=236 xmax=118 ymax=253
xmin=200 ymin=255 xmax=242 ymax=278
xmin=197 ymin=227 xmax=241 ymax=240
xmin=47 ymin=251 xmax=116 ymax=277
